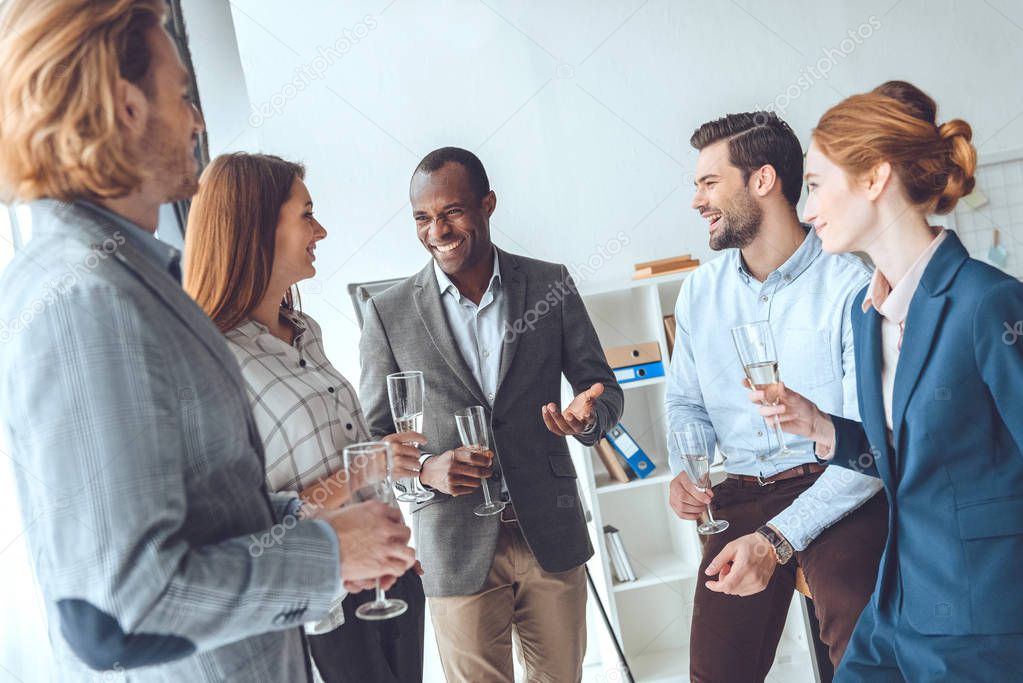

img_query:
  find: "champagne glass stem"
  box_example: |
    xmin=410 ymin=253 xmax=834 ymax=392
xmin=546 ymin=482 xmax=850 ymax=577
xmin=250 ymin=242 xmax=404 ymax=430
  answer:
xmin=374 ymin=578 xmax=385 ymax=605
xmin=480 ymin=477 xmax=494 ymax=506
xmin=772 ymin=414 xmax=788 ymax=451
xmin=697 ymin=486 xmax=716 ymax=522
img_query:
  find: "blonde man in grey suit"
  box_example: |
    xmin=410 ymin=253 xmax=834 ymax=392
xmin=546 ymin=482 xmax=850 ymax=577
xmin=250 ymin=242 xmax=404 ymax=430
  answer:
xmin=0 ymin=2 xmax=414 ymax=680
xmin=360 ymin=147 xmax=624 ymax=682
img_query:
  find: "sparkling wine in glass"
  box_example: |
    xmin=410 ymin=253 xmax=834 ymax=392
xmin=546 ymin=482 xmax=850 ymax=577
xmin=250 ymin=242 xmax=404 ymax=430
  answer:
xmin=387 ymin=371 xmax=434 ymax=503
xmin=731 ymin=321 xmax=794 ymax=457
xmin=454 ymin=406 xmax=506 ymax=517
xmin=343 ymin=441 xmax=409 ymax=621
xmin=672 ymin=423 xmax=729 ymax=535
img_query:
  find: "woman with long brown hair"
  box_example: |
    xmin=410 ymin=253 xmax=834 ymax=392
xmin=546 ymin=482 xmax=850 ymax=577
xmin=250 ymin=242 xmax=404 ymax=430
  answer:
xmin=748 ymin=82 xmax=1023 ymax=679
xmin=184 ymin=152 xmax=426 ymax=683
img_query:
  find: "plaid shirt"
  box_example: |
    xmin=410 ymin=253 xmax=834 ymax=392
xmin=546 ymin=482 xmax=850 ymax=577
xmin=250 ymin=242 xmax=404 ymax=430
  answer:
xmin=226 ymin=309 xmax=372 ymax=494
xmin=226 ymin=309 xmax=369 ymax=635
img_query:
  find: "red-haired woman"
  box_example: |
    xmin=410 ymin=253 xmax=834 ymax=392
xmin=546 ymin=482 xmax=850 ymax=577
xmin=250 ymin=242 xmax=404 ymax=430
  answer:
xmin=748 ymin=81 xmax=1023 ymax=680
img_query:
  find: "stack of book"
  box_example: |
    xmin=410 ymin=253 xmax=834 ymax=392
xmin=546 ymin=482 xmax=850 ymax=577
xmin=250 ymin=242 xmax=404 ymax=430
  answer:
xmin=632 ymin=254 xmax=700 ymax=280
xmin=604 ymin=525 xmax=637 ymax=583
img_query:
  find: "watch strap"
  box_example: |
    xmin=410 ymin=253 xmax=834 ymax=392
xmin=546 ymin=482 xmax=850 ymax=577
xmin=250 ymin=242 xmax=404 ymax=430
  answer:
xmin=756 ymin=525 xmax=793 ymax=565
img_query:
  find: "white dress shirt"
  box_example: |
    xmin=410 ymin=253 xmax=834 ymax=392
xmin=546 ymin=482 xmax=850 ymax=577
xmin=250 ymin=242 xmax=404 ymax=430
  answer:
xmin=861 ymin=228 xmax=948 ymax=435
xmin=433 ymin=249 xmax=510 ymax=496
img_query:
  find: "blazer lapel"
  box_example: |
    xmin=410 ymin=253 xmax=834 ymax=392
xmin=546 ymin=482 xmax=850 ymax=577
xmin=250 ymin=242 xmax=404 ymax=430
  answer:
xmin=68 ymin=203 xmax=250 ymax=394
xmin=496 ymin=249 xmax=527 ymax=393
xmin=859 ymin=306 xmax=895 ymax=483
xmin=890 ymin=232 xmax=968 ymax=452
xmin=891 ymin=293 xmax=948 ymax=450
xmin=412 ymin=262 xmax=490 ymax=407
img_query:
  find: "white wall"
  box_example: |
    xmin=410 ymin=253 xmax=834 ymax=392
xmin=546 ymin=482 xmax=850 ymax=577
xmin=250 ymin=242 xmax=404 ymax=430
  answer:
xmin=185 ymin=0 xmax=1023 ymax=388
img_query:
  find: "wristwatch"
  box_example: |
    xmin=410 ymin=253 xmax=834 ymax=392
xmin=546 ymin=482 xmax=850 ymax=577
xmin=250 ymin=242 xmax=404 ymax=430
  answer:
xmin=418 ymin=452 xmax=437 ymax=491
xmin=756 ymin=525 xmax=794 ymax=565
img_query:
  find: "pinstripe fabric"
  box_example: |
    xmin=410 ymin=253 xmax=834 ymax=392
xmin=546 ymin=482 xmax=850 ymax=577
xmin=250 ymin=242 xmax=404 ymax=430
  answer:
xmin=0 ymin=200 xmax=342 ymax=682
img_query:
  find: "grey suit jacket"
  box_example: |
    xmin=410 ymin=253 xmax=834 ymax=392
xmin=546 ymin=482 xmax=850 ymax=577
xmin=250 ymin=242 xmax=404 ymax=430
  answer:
xmin=359 ymin=248 xmax=623 ymax=597
xmin=0 ymin=201 xmax=341 ymax=681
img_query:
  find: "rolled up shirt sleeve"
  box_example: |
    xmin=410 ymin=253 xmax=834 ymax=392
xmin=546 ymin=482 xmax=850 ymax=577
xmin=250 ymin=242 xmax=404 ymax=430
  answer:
xmin=767 ymin=466 xmax=883 ymax=550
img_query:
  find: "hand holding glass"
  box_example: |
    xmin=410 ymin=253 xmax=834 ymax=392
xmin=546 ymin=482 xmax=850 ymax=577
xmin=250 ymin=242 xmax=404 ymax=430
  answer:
xmin=386 ymin=371 xmax=435 ymax=503
xmin=343 ymin=441 xmax=409 ymax=621
xmin=672 ymin=423 xmax=729 ymax=535
xmin=731 ymin=321 xmax=794 ymax=457
xmin=454 ymin=406 xmax=506 ymax=517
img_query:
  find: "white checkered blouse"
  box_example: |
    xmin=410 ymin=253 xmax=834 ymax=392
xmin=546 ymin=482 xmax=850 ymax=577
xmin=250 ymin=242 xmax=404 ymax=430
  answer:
xmin=225 ymin=309 xmax=372 ymax=495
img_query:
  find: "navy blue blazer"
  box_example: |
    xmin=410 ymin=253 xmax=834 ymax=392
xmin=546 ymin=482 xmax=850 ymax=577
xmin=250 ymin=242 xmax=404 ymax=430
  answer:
xmin=829 ymin=231 xmax=1023 ymax=636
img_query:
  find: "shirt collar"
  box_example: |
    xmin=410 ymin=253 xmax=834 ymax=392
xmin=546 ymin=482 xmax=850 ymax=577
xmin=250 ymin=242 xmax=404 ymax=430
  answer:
xmin=433 ymin=247 xmax=501 ymax=300
xmin=733 ymin=224 xmax=820 ymax=285
xmin=77 ymin=201 xmax=182 ymax=281
xmin=862 ymin=229 xmax=947 ymax=322
xmin=234 ymin=308 xmax=308 ymax=342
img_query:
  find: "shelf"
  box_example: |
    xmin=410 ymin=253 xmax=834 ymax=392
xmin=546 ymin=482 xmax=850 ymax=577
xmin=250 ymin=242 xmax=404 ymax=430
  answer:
xmin=594 ymin=470 xmax=672 ymax=494
xmin=579 ymin=269 xmax=692 ymax=297
xmin=611 ymin=551 xmax=696 ymax=594
xmin=619 ymin=375 xmax=666 ymax=390
xmin=591 ymin=461 xmax=728 ymax=493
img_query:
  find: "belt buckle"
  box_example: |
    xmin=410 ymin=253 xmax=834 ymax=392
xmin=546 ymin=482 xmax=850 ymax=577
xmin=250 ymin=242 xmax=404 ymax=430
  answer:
xmin=756 ymin=472 xmax=775 ymax=487
xmin=500 ymin=504 xmax=518 ymax=524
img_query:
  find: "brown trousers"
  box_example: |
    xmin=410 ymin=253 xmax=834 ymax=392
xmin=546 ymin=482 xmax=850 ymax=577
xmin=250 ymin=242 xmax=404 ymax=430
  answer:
xmin=690 ymin=472 xmax=888 ymax=683
xmin=429 ymin=521 xmax=587 ymax=683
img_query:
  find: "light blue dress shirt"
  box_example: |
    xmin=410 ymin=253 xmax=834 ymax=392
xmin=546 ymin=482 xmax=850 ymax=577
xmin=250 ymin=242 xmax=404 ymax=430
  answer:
xmin=665 ymin=226 xmax=883 ymax=550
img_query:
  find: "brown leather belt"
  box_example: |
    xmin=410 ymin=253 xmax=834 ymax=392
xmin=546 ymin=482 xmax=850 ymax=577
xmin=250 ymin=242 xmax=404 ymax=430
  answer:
xmin=727 ymin=463 xmax=826 ymax=487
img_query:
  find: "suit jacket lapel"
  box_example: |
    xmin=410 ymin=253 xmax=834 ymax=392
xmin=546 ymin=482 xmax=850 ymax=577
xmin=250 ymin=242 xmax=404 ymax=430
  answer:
xmin=496 ymin=249 xmax=527 ymax=393
xmin=890 ymin=232 xmax=967 ymax=454
xmin=68 ymin=203 xmax=250 ymax=395
xmin=859 ymin=306 xmax=895 ymax=483
xmin=891 ymin=292 xmax=948 ymax=450
xmin=412 ymin=262 xmax=490 ymax=407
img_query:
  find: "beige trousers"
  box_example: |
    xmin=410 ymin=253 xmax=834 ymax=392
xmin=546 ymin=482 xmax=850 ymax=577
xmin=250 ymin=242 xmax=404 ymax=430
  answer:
xmin=429 ymin=521 xmax=587 ymax=683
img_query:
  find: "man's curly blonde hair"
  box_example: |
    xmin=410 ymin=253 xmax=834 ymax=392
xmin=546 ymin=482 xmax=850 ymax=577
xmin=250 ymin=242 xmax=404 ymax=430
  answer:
xmin=0 ymin=0 xmax=167 ymax=203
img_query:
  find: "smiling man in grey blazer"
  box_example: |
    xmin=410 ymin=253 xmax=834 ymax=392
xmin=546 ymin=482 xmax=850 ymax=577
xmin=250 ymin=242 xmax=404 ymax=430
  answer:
xmin=0 ymin=2 xmax=414 ymax=681
xmin=359 ymin=147 xmax=624 ymax=682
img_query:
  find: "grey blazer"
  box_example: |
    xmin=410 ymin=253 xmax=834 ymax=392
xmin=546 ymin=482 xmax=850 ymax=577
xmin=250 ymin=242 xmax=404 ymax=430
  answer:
xmin=0 ymin=201 xmax=340 ymax=682
xmin=359 ymin=248 xmax=623 ymax=597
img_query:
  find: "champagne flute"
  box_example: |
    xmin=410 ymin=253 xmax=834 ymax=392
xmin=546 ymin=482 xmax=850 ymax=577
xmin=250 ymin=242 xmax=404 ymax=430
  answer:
xmin=343 ymin=441 xmax=409 ymax=621
xmin=672 ymin=423 xmax=729 ymax=535
xmin=386 ymin=371 xmax=435 ymax=503
xmin=731 ymin=321 xmax=794 ymax=457
xmin=454 ymin=406 xmax=506 ymax=517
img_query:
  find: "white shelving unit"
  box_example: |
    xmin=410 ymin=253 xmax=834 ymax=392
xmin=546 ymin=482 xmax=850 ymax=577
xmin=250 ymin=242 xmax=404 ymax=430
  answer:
xmin=568 ymin=270 xmax=816 ymax=683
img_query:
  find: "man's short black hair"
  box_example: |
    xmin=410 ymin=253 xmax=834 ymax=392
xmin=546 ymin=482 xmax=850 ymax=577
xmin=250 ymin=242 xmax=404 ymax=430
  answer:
xmin=412 ymin=146 xmax=490 ymax=200
xmin=690 ymin=112 xmax=803 ymax=207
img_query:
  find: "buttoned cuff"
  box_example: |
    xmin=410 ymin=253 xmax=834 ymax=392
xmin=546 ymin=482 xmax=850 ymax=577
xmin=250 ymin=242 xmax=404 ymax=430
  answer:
xmin=767 ymin=515 xmax=816 ymax=553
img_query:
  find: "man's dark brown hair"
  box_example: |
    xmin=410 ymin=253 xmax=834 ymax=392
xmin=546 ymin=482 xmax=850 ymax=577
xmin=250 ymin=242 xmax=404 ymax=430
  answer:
xmin=690 ymin=112 xmax=803 ymax=207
